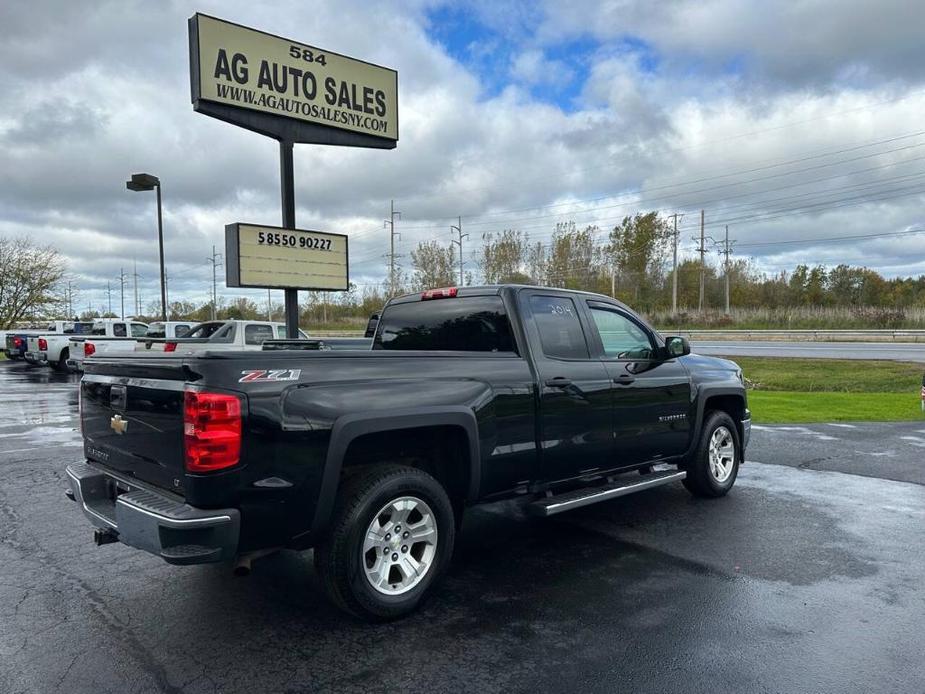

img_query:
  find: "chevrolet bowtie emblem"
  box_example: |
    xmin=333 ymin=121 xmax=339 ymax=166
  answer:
xmin=110 ymin=414 xmax=128 ymax=435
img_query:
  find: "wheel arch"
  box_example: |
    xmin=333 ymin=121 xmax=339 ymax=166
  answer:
xmin=687 ymin=387 xmax=748 ymax=457
xmin=310 ymin=407 xmax=480 ymax=536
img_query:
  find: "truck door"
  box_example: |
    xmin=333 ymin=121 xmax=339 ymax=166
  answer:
xmin=584 ymin=301 xmax=692 ymax=466
xmin=520 ymin=291 xmax=613 ymax=482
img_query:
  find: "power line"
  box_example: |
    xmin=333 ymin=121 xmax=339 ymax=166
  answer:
xmin=736 ymin=226 xmax=925 ymax=249
xmin=382 ymin=90 xmax=925 ymax=206
xmin=396 ymin=130 xmax=925 ymax=228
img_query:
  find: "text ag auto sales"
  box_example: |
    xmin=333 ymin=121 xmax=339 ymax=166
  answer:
xmin=213 ymin=49 xmax=388 ymax=118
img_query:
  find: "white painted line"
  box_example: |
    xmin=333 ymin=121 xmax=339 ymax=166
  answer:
xmin=826 ymin=423 xmax=857 ymax=428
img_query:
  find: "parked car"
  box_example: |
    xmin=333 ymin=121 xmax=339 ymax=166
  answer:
xmin=23 ymin=321 xmax=96 ymax=370
xmin=136 ymin=320 xmax=309 ymax=353
xmin=66 ymin=285 xmax=749 ymax=621
xmin=65 ymin=319 xmax=151 ymax=372
xmin=5 ymin=321 xmax=76 ymax=361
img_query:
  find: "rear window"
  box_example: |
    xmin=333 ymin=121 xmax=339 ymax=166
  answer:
xmin=373 ymin=296 xmax=516 ymax=352
xmin=186 ymin=322 xmax=226 ymax=339
xmin=245 ymin=324 xmax=275 ymax=345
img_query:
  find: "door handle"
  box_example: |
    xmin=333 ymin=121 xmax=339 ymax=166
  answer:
xmin=613 ymin=374 xmax=635 ymax=385
xmin=545 ymin=377 xmax=572 ymax=388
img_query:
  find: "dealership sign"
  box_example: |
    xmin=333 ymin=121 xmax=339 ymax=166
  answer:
xmin=225 ymin=223 xmax=348 ymax=291
xmin=189 ymin=13 xmax=398 ymax=145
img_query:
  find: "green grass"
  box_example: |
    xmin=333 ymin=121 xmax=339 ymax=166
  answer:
xmin=718 ymin=356 xmax=925 ymax=423
xmin=747 ymin=391 xmax=924 ymax=423
xmin=731 ymin=356 xmax=923 ymax=393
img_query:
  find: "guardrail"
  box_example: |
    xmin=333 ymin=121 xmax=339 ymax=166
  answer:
xmin=670 ymin=329 xmax=925 ymax=343
xmin=310 ymin=328 xmax=925 ymax=343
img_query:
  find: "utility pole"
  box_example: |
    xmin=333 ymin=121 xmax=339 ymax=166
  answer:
xmin=267 ymin=289 xmax=272 ymax=320
xmin=384 ymin=200 xmax=401 ymax=296
xmin=450 ymin=216 xmax=468 ymax=286
xmin=132 ymin=258 xmax=141 ymax=317
xmin=706 ymin=225 xmax=736 ymax=315
xmin=65 ymin=280 xmax=74 ymax=318
xmin=697 ymin=210 xmax=706 ymax=312
xmin=206 ymin=246 xmax=223 ymax=321
xmin=718 ymin=225 xmax=736 ymax=315
xmin=669 ymin=213 xmax=682 ymax=314
xmin=118 ymin=268 xmax=126 ymax=319
xmin=106 ymin=281 xmax=112 ymax=316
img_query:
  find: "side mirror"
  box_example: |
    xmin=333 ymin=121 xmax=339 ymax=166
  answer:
xmin=665 ymin=335 xmax=690 ymax=358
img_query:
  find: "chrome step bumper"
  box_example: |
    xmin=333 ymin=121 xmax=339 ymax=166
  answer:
xmin=528 ymin=470 xmax=687 ymax=517
xmin=65 ymin=462 xmax=239 ymax=565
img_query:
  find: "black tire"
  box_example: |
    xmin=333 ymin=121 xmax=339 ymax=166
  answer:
xmin=56 ymin=348 xmax=69 ymax=372
xmin=683 ymin=410 xmax=741 ymax=498
xmin=314 ymin=465 xmax=456 ymax=621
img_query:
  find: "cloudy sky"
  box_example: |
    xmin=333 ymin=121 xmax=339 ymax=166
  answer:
xmin=2 ymin=0 xmax=925 ymax=314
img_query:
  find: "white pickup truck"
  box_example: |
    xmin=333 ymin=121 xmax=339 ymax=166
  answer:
xmin=24 ymin=321 xmax=97 ymax=370
xmin=137 ymin=319 xmax=309 ymax=354
xmin=65 ymin=319 xmax=158 ymax=372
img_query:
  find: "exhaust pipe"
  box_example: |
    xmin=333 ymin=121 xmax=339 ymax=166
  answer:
xmin=232 ymin=548 xmax=278 ymax=577
xmin=94 ymin=528 xmax=119 ymax=546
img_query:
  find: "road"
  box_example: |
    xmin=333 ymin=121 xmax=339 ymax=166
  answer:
xmin=1 ymin=361 xmax=924 ymax=693
xmin=693 ymin=340 xmax=925 ymax=362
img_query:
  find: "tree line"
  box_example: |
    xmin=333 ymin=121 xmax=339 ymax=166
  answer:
xmin=3 ymin=216 xmax=925 ymax=331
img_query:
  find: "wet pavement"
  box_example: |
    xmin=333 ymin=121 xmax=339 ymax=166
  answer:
xmin=0 ymin=360 xmax=923 ymax=693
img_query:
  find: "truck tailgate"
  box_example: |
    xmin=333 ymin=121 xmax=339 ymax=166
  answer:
xmin=81 ymin=359 xmax=192 ymax=495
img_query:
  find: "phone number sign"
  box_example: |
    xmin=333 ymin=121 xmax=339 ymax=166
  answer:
xmin=225 ymin=223 xmax=349 ymax=291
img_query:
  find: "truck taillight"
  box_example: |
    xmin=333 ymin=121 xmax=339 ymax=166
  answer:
xmin=184 ymin=390 xmax=242 ymax=473
xmin=164 ymin=342 xmax=177 ymax=352
xmin=84 ymin=342 xmax=96 ymax=357
xmin=38 ymin=338 xmax=48 ymax=351
xmin=13 ymin=337 xmax=22 ymax=348
xmin=421 ymin=287 xmax=458 ymax=300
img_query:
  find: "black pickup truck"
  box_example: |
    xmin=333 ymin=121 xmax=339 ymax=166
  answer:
xmin=66 ymin=285 xmax=750 ymax=620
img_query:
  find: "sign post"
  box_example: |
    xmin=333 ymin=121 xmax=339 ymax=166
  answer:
xmin=188 ymin=13 xmax=398 ymax=333
xmin=280 ymin=141 xmax=297 ymax=338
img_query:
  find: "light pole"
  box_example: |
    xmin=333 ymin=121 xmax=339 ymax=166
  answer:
xmin=126 ymin=173 xmax=167 ymax=321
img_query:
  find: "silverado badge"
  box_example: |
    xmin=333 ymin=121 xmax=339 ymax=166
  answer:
xmin=110 ymin=414 xmax=128 ymax=435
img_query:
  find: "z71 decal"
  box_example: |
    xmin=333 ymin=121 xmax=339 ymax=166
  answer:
xmin=238 ymin=369 xmax=302 ymax=383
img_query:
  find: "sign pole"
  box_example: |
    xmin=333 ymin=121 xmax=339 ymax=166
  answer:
xmin=279 ymin=139 xmax=299 ymax=338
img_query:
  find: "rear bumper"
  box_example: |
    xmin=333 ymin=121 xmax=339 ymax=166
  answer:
xmin=66 ymin=359 xmax=82 ymax=371
xmin=65 ymin=462 xmax=239 ymax=565
xmin=24 ymin=351 xmax=48 ymax=366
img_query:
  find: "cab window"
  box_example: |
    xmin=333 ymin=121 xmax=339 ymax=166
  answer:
xmin=173 ymin=324 xmax=190 ymax=338
xmin=130 ymin=323 xmax=147 ymax=337
xmin=529 ymin=295 xmax=589 ymax=360
xmin=588 ymin=306 xmax=656 ymax=360
xmin=112 ymin=323 xmax=127 ymax=337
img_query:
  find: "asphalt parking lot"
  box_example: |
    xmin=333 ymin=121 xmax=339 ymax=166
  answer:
xmin=1 ymin=361 xmax=924 ymax=694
